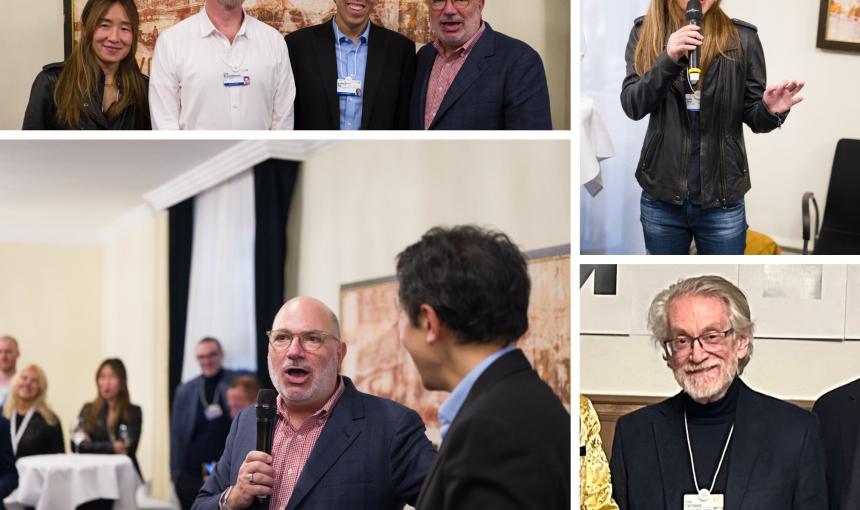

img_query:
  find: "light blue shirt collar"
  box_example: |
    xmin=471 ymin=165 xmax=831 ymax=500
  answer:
xmin=332 ymin=17 xmax=370 ymax=44
xmin=437 ymin=346 xmax=518 ymax=444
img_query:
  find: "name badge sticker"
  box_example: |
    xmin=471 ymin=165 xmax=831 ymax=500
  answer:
xmin=224 ymin=69 xmax=251 ymax=87
xmin=337 ymin=76 xmax=362 ymax=97
xmin=204 ymin=404 xmax=224 ymax=420
xmin=685 ymin=91 xmax=701 ymax=112
xmin=683 ymin=493 xmax=724 ymax=510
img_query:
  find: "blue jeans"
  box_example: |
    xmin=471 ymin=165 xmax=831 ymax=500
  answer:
xmin=640 ymin=191 xmax=747 ymax=255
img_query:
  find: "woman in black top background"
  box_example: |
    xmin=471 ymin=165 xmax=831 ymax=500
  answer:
xmin=1 ymin=364 xmax=64 ymax=458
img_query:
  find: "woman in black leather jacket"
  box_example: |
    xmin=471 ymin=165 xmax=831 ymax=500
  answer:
xmin=622 ymin=0 xmax=803 ymax=254
xmin=75 ymin=358 xmax=143 ymax=479
xmin=22 ymin=0 xmax=149 ymax=130
xmin=1 ymin=364 xmax=65 ymax=459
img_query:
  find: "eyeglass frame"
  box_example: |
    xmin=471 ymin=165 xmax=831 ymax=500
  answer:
xmin=663 ymin=327 xmax=735 ymax=356
xmin=429 ymin=0 xmax=472 ymax=11
xmin=266 ymin=329 xmax=340 ymax=352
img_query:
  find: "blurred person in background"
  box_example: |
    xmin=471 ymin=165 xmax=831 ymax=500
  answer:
xmin=0 ymin=336 xmax=20 ymax=407
xmin=2 ymin=364 xmax=64 ymax=458
xmin=226 ymin=375 xmax=260 ymax=419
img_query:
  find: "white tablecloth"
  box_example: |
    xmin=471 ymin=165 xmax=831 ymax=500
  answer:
xmin=4 ymin=453 xmax=140 ymax=510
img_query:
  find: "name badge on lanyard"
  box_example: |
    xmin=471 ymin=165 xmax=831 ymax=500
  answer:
xmin=337 ymin=76 xmax=362 ymax=97
xmin=683 ymin=492 xmax=724 ymax=510
xmin=224 ymin=69 xmax=250 ymax=87
xmin=686 ymin=91 xmax=701 ymax=112
xmin=204 ymin=403 xmax=224 ymax=420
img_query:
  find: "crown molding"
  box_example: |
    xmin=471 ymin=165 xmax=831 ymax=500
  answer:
xmin=144 ymin=140 xmax=336 ymax=211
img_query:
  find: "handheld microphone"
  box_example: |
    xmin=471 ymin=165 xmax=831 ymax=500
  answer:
xmin=685 ymin=0 xmax=703 ymax=86
xmin=255 ymin=389 xmax=277 ymax=502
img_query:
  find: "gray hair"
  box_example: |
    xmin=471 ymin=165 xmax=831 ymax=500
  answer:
xmin=647 ymin=275 xmax=755 ymax=374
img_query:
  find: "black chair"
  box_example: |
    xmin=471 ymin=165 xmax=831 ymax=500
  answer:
xmin=802 ymin=139 xmax=860 ymax=254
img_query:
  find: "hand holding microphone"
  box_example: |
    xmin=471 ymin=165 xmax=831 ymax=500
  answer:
xmin=666 ymin=24 xmax=703 ymax=64
xmin=226 ymin=389 xmax=278 ymax=509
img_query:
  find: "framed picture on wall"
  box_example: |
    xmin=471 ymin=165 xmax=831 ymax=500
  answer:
xmin=817 ymin=0 xmax=860 ymax=52
xmin=63 ymin=0 xmax=432 ymax=76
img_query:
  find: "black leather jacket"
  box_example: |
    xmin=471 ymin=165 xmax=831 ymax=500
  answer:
xmin=621 ymin=17 xmax=788 ymax=209
xmin=22 ymin=62 xmax=150 ymax=130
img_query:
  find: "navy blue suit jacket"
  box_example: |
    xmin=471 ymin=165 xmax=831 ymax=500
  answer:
xmin=409 ymin=23 xmax=551 ymax=130
xmin=192 ymin=377 xmax=436 ymax=510
xmin=171 ymin=369 xmax=243 ymax=480
xmin=0 ymin=416 xmax=18 ymax=499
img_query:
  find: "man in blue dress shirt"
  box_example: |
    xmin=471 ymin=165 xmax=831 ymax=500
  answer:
xmin=395 ymin=225 xmax=570 ymax=510
xmin=285 ymin=0 xmax=416 ymax=130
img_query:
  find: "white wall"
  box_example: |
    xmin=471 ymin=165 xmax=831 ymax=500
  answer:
xmin=721 ymin=0 xmax=860 ymax=249
xmin=1 ymin=0 xmax=570 ymax=130
xmin=287 ymin=140 xmax=571 ymax=312
xmin=0 ymin=0 xmax=65 ymax=129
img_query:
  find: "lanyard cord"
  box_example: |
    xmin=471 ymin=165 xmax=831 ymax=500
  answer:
xmin=336 ymin=36 xmax=362 ymax=80
xmin=684 ymin=410 xmax=734 ymax=496
xmin=10 ymin=408 xmax=36 ymax=455
xmin=198 ymin=377 xmax=221 ymax=409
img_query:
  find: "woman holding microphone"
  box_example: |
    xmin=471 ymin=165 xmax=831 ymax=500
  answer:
xmin=622 ymin=0 xmax=804 ymax=254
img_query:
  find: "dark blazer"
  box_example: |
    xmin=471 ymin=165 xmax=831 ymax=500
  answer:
xmin=77 ymin=403 xmax=143 ymax=479
xmin=0 ymin=417 xmax=18 ymax=500
xmin=285 ymin=19 xmax=416 ymax=130
xmin=171 ymin=369 xmax=242 ymax=480
xmin=12 ymin=410 xmax=64 ymax=458
xmin=22 ymin=62 xmax=151 ymax=130
xmin=415 ymin=349 xmax=570 ymax=510
xmin=813 ymin=377 xmax=860 ymax=509
xmin=611 ymin=379 xmax=827 ymax=509
xmin=409 ymin=23 xmax=551 ymax=130
xmin=193 ymin=376 xmax=436 ymax=510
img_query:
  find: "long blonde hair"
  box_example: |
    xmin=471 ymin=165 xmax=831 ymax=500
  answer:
xmin=2 ymin=364 xmax=59 ymax=426
xmin=634 ymin=0 xmax=741 ymax=81
xmin=54 ymin=0 xmax=149 ymax=128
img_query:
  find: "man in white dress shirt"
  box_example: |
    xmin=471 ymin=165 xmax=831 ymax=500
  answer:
xmin=149 ymin=0 xmax=296 ymax=130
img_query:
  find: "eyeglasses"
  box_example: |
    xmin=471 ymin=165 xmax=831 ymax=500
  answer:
xmin=664 ymin=328 xmax=734 ymax=355
xmin=429 ymin=0 xmax=472 ymax=11
xmin=266 ymin=329 xmax=339 ymax=352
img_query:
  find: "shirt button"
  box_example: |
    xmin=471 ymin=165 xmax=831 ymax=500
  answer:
xmin=296 ymin=434 xmax=303 ymax=440
xmin=288 ymin=468 xmax=293 ymax=475
xmin=232 ymin=104 xmax=238 ymax=109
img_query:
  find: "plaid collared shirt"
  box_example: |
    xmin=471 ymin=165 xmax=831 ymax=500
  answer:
xmin=269 ymin=377 xmax=345 ymax=509
xmin=423 ymin=22 xmax=487 ymax=129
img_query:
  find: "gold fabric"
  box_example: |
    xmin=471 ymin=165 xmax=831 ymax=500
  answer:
xmin=580 ymin=396 xmax=619 ymax=510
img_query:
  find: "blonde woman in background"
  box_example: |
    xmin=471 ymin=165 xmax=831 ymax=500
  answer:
xmin=580 ymin=395 xmax=618 ymax=510
xmin=2 ymin=364 xmax=64 ymax=458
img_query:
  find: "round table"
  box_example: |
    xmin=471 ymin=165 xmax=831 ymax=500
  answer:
xmin=3 ymin=453 xmax=140 ymax=510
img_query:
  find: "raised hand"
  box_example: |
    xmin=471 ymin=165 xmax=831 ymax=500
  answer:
xmin=666 ymin=24 xmax=703 ymax=64
xmin=763 ymin=80 xmax=805 ymax=114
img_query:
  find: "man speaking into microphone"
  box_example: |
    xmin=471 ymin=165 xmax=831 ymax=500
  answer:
xmin=192 ymin=296 xmax=436 ymax=510
xmin=621 ymin=0 xmax=805 ymax=255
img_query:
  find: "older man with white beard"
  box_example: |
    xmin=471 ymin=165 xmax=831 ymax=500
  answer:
xmin=192 ymin=296 xmax=435 ymax=510
xmin=609 ymin=275 xmax=827 ymax=510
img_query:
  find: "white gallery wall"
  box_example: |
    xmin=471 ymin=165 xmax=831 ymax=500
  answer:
xmin=581 ymin=264 xmax=860 ymax=402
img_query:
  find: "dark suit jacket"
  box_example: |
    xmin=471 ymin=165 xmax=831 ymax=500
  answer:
xmin=0 ymin=417 xmax=18 ymax=500
xmin=77 ymin=403 xmax=143 ymax=479
xmin=171 ymin=369 xmax=242 ymax=480
xmin=285 ymin=19 xmax=416 ymax=130
xmin=813 ymin=377 xmax=860 ymax=509
xmin=415 ymin=349 xmax=570 ymax=510
xmin=193 ymin=376 xmax=436 ymax=510
xmin=611 ymin=379 xmax=827 ymax=509
xmin=409 ymin=23 xmax=551 ymax=130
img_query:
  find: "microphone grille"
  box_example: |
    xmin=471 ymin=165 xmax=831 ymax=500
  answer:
xmin=686 ymin=0 xmax=703 ymax=21
xmin=256 ymin=389 xmax=277 ymax=418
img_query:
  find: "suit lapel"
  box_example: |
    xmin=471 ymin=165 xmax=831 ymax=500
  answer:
xmin=285 ymin=379 xmax=364 ymax=510
xmin=653 ymin=394 xmax=690 ymax=510
xmin=312 ymin=21 xmax=340 ymax=129
xmin=841 ymin=389 xmax=860 ymax=506
xmin=430 ymin=23 xmax=495 ymax=129
xmin=413 ymin=47 xmax=434 ymax=129
xmin=361 ymin=23 xmax=386 ymax=129
xmin=725 ymin=381 xmax=762 ymax=509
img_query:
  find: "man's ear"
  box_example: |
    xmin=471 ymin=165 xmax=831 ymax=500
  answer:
xmin=419 ymin=304 xmax=443 ymax=345
xmin=337 ymin=341 xmax=348 ymax=371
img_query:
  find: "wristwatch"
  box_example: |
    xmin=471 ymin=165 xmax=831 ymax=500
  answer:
xmin=219 ymin=486 xmax=234 ymax=510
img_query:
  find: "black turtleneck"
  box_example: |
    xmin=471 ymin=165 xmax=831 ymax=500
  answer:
xmin=682 ymin=376 xmax=741 ymax=496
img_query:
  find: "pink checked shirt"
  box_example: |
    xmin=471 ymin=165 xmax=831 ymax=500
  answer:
xmin=423 ymin=23 xmax=487 ymax=129
xmin=269 ymin=377 xmax=345 ymax=509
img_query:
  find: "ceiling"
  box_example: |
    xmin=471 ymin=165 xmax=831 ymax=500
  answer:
xmin=0 ymin=140 xmax=241 ymax=244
